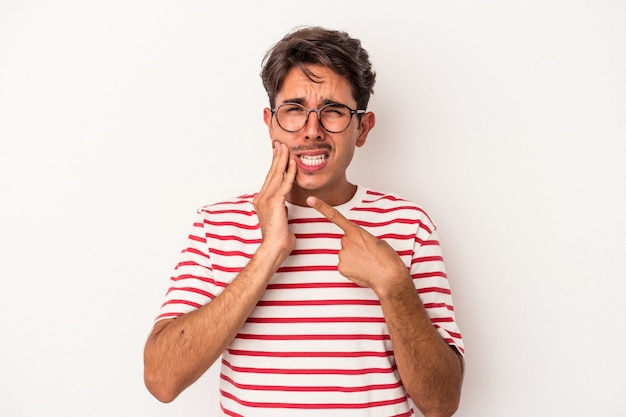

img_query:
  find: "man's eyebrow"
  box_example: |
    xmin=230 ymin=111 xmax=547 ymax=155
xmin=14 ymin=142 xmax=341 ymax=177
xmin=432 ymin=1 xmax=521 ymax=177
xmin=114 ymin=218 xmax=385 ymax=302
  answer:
xmin=280 ymin=98 xmax=346 ymax=107
xmin=280 ymin=97 xmax=305 ymax=105
xmin=322 ymin=99 xmax=349 ymax=107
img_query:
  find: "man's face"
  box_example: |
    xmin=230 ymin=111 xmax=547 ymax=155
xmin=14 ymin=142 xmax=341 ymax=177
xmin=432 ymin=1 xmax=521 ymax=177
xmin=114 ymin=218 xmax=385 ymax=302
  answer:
xmin=263 ymin=64 xmax=375 ymax=205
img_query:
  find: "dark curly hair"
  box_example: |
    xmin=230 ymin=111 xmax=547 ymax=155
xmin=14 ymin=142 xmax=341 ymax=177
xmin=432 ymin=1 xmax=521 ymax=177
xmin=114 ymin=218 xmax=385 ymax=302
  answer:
xmin=260 ymin=26 xmax=376 ymax=111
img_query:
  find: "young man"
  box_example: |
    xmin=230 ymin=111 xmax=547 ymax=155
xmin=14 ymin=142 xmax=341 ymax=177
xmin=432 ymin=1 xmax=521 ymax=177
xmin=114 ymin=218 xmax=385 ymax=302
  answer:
xmin=144 ymin=26 xmax=464 ymax=417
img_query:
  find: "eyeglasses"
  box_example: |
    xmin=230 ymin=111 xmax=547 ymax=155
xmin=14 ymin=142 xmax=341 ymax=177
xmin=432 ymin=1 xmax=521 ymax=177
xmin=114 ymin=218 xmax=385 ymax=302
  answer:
xmin=271 ymin=102 xmax=365 ymax=133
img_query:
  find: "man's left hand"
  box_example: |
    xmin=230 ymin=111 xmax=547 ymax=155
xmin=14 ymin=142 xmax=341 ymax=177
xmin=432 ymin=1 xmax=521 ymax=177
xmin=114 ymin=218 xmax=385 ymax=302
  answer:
xmin=306 ymin=196 xmax=410 ymax=294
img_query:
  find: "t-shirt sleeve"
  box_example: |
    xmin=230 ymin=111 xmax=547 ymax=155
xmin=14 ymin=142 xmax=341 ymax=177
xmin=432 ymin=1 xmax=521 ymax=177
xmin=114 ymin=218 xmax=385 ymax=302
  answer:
xmin=154 ymin=208 xmax=217 ymax=322
xmin=410 ymin=226 xmax=465 ymax=356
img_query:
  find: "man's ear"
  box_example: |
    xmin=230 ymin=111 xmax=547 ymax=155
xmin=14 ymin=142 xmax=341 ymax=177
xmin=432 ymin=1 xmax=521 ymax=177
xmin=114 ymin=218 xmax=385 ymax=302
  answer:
xmin=263 ymin=108 xmax=274 ymax=138
xmin=356 ymin=111 xmax=376 ymax=147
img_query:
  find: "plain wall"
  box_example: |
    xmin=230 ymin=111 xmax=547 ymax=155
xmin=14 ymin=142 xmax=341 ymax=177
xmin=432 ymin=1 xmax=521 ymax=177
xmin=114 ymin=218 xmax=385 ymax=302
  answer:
xmin=1 ymin=1 xmax=625 ymax=416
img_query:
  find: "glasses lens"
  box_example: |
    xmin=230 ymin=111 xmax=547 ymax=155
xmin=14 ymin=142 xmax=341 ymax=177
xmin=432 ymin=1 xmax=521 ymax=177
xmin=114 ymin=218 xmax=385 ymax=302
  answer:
xmin=276 ymin=104 xmax=307 ymax=132
xmin=320 ymin=104 xmax=351 ymax=133
xmin=276 ymin=104 xmax=353 ymax=133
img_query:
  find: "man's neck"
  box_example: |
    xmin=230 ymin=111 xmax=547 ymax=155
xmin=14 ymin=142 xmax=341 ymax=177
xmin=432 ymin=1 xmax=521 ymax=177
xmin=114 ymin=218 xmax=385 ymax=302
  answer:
xmin=287 ymin=183 xmax=357 ymax=207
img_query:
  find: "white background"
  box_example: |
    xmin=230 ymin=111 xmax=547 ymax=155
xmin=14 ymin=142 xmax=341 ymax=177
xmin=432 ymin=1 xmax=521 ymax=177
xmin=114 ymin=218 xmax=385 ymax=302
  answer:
xmin=1 ymin=1 xmax=625 ymax=416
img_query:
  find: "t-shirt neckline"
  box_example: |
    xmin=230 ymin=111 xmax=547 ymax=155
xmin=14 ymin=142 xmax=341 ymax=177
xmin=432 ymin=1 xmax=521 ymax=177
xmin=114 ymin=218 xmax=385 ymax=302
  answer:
xmin=285 ymin=185 xmax=367 ymax=218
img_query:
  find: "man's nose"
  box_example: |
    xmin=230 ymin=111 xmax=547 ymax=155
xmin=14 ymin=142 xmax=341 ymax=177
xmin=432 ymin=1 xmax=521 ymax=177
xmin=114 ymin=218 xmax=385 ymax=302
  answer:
xmin=304 ymin=109 xmax=325 ymax=140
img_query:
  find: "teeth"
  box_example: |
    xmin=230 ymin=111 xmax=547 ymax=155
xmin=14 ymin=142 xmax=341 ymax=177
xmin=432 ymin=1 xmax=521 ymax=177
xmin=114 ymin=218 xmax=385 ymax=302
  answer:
xmin=300 ymin=154 xmax=326 ymax=166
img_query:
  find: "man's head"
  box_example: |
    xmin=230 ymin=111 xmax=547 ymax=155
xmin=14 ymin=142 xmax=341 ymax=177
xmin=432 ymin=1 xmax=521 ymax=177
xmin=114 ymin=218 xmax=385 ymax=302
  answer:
xmin=260 ymin=27 xmax=377 ymax=206
xmin=260 ymin=26 xmax=376 ymax=111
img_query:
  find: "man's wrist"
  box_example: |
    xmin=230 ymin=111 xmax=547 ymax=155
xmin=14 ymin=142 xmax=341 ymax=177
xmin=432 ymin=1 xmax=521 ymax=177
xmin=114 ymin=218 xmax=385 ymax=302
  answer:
xmin=375 ymin=269 xmax=415 ymax=301
xmin=253 ymin=242 xmax=290 ymax=275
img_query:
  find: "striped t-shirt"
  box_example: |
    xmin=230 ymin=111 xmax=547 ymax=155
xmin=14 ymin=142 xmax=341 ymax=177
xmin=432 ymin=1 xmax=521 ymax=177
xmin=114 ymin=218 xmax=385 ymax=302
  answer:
xmin=156 ymin=186 xmax=464 ymax=417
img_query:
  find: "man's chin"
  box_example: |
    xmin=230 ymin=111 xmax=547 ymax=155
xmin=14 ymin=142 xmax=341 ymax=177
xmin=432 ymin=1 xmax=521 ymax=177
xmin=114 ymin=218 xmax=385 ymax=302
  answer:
xmin=294 ymin=174 xmax=325 ymax=191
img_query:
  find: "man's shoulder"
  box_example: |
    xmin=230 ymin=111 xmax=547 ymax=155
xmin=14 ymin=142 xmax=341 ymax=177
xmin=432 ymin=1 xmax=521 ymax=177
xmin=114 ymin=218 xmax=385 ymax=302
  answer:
xmin=360 ymin=187 xmax=424 ymax=210
xmin=196 ymin=192 xmax=258 ymax=217
xmin=358 ymin=187 xmax=436 ymax=226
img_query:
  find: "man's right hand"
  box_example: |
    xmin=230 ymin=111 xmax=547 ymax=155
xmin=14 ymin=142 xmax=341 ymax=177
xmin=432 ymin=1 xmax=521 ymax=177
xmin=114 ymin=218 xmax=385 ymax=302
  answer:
xmin=145 ymin=141 xmax=298 ymax=403
xmin=253 ymin=141 xmax=297 ymax=263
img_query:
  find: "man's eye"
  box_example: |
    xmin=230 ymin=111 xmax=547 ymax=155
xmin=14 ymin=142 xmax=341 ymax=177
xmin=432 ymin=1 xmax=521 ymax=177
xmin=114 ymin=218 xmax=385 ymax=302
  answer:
xmin=323 ymin=106 xmax=346 ymax=116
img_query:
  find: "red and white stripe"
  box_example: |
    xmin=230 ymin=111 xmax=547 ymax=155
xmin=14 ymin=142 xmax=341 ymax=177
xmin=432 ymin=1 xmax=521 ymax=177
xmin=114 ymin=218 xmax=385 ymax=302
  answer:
xmin=156 ymin=186 xmax=464 ymax=416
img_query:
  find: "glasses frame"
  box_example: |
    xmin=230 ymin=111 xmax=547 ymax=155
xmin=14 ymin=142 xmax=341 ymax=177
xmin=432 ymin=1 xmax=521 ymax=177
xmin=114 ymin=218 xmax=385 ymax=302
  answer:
xmin=271 ymin=102 xmax=366 ymax=133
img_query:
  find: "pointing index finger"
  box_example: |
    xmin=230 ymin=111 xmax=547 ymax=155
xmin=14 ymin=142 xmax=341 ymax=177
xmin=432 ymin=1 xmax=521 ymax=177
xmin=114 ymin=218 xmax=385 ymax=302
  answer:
xmin=306 ymin=196 xmax=355 ymax=232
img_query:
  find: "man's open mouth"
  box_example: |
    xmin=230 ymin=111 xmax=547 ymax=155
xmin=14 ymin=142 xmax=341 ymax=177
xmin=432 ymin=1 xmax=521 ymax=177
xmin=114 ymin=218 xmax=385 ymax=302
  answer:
xmin=299 ymin=154 xmax=328 ymax=167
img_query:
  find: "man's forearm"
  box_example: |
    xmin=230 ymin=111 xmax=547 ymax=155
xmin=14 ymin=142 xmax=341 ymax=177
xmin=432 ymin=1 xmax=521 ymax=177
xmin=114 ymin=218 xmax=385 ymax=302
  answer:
xmin=378 ymin=275 xmax=464 ymax=417
xmin=143 ymin=244 xmax=285 ymax=403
